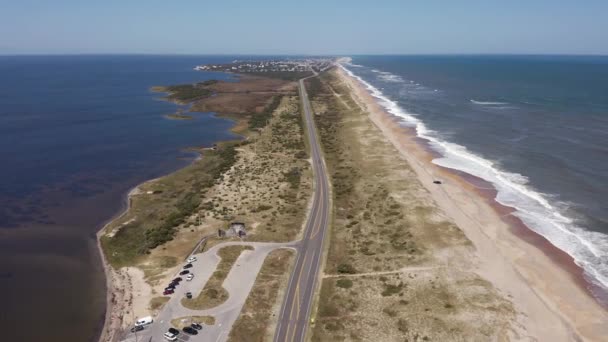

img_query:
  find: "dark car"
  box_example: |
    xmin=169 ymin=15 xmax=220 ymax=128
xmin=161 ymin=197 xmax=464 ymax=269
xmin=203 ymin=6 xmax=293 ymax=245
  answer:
xmin=172 ymin=277 xmax=182 ymax=282
xmin=183 ymin=263 xmax=193 ymax=269
xmin=168 ymin=327 xmax=180 ymax=335
xmin=179 ymin=270 xmax=190 ymax=275
xmin=130 ymin=325 xmax=144 ymax=333
xmin=163 ymin=289 xmax=174 ymax=295
xmin=191 ymin=323 xmax=203 ymax=330
xmin=164 ymin=285 xmax=175 ymax=291
xmin=185 ymin=292 xmax=193 ymax=299
xmin=183 ymin=326 xmax=198 ymax=335
xmin=169 ymin=281 xmax=179 ymax=287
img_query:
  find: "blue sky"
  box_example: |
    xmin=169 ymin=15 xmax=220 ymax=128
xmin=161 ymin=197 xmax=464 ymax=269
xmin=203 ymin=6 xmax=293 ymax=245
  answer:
xmin=1 ymin=0 xmax=607 ymax=55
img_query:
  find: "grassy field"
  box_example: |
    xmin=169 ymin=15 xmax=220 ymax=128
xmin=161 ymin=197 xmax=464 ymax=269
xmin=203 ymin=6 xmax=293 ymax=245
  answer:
xmin=182 ymin=245 xmax=254 ymax=310
xmin=228 ymin=248 xmax=295 ymax=342
xmin=307 ymin=71 xmax=514 ymax=341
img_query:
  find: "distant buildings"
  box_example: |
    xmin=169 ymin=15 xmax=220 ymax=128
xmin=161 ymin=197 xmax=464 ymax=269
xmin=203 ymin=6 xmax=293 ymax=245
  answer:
xmin=193 ymin=58 xmax=333 ymax=74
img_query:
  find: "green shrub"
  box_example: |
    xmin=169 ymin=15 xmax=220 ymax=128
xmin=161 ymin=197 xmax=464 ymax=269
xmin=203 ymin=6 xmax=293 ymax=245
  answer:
xmin=337 ymin=263 xmax=357 ymax=274
xmin=336 ymin=278 xmax=353 ymax=289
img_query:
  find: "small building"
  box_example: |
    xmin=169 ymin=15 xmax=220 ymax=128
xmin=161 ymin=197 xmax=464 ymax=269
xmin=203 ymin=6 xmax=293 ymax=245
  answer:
xmin=229 ymin=222 xmax=246 ymax=238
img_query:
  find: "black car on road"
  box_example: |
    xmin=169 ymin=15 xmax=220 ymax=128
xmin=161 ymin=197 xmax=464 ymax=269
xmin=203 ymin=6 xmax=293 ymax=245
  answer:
xmin=179 ymin=270 xmax=190 ymax=275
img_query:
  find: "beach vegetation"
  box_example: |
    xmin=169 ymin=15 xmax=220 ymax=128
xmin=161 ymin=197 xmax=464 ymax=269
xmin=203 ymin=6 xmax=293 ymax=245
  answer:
xmin=160 ymin=80 xmax=217 ymax=102
xmin=248 ymin=95 xmax=282 ymax=129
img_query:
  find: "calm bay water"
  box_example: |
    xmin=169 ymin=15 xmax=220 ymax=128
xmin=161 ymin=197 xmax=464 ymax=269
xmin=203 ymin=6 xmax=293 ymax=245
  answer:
xmin=0 ymin=55 xmax=240 ymax=341
xmin=343 ymin=55 xmax=608 ymax=301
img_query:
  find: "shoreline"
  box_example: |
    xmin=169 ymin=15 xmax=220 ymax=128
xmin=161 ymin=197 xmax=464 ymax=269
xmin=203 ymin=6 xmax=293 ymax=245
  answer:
xmin=336 ymin=66 xmax=608 ymax=340
xmin=95 ymin=114 xmax=243 ymax=341
xmin=402 ymin=120 xmax=607 ymax=305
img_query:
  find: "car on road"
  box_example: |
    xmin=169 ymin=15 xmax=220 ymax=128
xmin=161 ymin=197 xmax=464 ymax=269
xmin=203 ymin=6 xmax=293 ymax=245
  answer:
xmin=183 ymin=263 xmax=193 ymax=269
xmin=186 ymin=274 xmax=194 ymax=281
xmin=183 ymin=326 xmax=198 ymax=335
xmin=187 ymin=256 xmax=197 ymax=263
xmin=172 ymin=277 xmax=182 ymax=282
xmin=163 ymin=289 xmax=174 ymax=295
xmin=191 ymin=323 xmax=203 ymax=330
xmin=130 ymin=325 xmax=144 ymax=333
xmin=185 ymin=292 xmax=193 ymax=299
xmin=179 ymin=270 xmax=190 ymax=275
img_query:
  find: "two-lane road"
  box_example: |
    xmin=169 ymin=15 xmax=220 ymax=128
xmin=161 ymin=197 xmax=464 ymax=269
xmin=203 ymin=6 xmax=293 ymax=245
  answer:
xmin=274 ymin=77 xmax=331 ymax=342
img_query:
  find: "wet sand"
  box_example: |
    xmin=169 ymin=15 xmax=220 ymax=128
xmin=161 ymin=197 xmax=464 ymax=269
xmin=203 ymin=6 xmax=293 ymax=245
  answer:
xmin=336 ymin=65 xmax=608 ymax=341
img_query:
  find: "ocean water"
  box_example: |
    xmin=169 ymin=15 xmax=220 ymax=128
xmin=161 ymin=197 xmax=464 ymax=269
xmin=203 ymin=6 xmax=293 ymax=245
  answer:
xmin=342 ymin=55 xmax=608 ymax=301
xmin=0 ymin=55 xmax=240 ymax=341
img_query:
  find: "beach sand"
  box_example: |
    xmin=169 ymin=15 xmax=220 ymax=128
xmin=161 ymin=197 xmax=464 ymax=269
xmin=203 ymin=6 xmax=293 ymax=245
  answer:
xmin=335 ymin=66 xmax=608 ymax=341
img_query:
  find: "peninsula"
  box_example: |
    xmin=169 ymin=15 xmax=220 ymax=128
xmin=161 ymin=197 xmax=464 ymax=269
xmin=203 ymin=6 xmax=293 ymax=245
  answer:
xmin=98 ymin=58 xmax=608 ymax=342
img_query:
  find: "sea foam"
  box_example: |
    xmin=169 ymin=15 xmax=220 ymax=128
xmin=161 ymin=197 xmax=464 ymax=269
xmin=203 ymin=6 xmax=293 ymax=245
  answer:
xmin=470 ymin=99 xmax=509 ymax=105
xmin=339 ymin=62 xmax=608 ymax=295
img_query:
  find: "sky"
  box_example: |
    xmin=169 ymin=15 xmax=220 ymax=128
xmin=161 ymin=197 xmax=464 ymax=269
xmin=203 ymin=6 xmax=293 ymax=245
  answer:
xmin=1 ymin=0 xmax=607 ymax=55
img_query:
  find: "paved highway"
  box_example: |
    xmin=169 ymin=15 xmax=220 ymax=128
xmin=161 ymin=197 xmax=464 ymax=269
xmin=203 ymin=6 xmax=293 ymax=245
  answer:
xmin=273 ymin=77 xmax=331 ymax=342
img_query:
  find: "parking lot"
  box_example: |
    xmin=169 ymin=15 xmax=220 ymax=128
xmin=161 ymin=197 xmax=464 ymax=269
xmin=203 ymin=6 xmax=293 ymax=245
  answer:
xmin=120 ymin=241 xmax=295 ymax=342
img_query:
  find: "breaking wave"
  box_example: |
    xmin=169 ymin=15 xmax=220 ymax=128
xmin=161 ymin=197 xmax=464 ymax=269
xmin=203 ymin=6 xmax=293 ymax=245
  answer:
xmin=471 ymin=99 xmax=509 ymax=105
xmin=339 ymin=62 xmax=608 ymax=296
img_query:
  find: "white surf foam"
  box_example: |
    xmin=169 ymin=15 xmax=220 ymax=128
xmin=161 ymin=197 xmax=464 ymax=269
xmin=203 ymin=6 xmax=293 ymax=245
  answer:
xmin=471 ymin=99 xmax=509 ymax=105
xmin=339 ymin=62 xmax=608 ymax=294
xmin=378 ymin=72 xmax=404 ymax=83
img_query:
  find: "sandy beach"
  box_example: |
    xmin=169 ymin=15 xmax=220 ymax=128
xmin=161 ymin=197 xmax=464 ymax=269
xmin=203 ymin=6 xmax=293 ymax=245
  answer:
xmin=335 ymin=65 xmax=608 ymax=341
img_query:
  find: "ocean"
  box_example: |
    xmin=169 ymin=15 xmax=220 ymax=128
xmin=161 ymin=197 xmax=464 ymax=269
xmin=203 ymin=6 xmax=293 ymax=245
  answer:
xmin=0 ymin=55 xmax=240 ymax=341
xmin=342 ymin=55 xmax=608 ymax=303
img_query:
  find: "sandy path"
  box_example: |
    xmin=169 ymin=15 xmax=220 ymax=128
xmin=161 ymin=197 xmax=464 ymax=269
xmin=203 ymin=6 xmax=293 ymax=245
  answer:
xmin=336 ymin=66 xmax=608 ymax=341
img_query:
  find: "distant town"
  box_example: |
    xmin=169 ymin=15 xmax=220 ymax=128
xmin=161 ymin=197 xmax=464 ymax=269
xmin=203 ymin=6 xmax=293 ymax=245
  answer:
xmin=194 ymin=58 xmax=334 ymax=74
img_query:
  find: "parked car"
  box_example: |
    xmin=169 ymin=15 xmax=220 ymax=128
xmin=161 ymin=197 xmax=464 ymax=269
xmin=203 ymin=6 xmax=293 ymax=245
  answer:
xmin=186 ymin=274 xmax=194 ymax=281
xmin=172 ymin=277 xmax=182 ymax=282
xmin=164 ymin=285 xmax=175 ymax=291
xmin=168 ymin=328 xmax=180 ymax=335
xmin=134 ymin=316 xmax=153 ymax=327
xmin=163 ymin=289 xmax=174 ymax=295
xmin=191 ymin=323 xmax=203 ymax=330
xmin=179 ymin=270 xmax=190 ymax=275
xmin=185 ymin=292 xmax=193 ymax=299
xmin=163 ymin=332 xmax=177 ymax=341
xmin=183 ymin=263 xmax=193 ymax=269
xmin=130 ymin=325 xmax=144 ymax=333
xmin=183 ymin=326 xmax=198 ymax=335
xmin=187 ymin=256 xmax=197 ymax=263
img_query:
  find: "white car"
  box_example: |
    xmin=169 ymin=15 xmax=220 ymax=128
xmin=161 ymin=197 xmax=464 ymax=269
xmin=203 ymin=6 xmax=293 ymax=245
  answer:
xmin=134 ymin=316 xmax=153 ymax=327
xmin=164 ymin=329 xmax=179 ymax=341
xmin=186 ymin=273 xmax=194 ymax=281
xmin=163 ymin=332 xmax=177 ymax=341
xmin=187 ymin=256 xmax=197 ymax=263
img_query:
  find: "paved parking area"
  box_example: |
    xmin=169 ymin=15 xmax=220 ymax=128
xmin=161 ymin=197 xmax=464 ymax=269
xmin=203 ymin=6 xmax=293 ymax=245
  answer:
xmin=121 ymin=241 xmax=295 ymax=342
